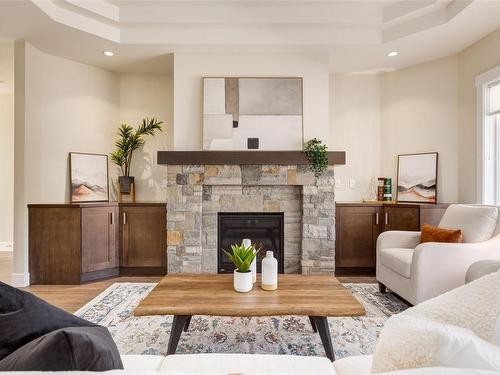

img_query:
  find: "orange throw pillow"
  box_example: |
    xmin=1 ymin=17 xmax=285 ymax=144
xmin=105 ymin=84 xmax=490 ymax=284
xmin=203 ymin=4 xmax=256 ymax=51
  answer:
xmin=420 ymin=223 xmax=463 ymax=244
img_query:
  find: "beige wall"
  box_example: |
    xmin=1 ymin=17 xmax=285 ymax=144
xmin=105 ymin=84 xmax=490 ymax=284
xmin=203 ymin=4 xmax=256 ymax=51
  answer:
xmin=380 ymin=55 xmax=459 ymax=204
xmin=0 ymin=42 xmax=14 ymax=245
xmin=330 ymin=74 xmax=381 ymax=201
xmin=331 ymin=56 xmax=459 ymax=204
xmin=24 ymin=45 xmax=120 ymax=204
xmin=173 ymin=51 xmax=330 ymax=150
xmin=0 ymin=93 xmax=14 ymax=244
xmin=458 ymin=28 xmax=500 ymax=203
xmin=119 ymin=74 xmax=173 ymax=201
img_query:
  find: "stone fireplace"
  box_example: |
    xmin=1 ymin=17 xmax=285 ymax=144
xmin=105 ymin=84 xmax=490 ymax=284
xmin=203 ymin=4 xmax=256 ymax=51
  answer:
xmin=165 ymin=164 xmax=335 ymax=274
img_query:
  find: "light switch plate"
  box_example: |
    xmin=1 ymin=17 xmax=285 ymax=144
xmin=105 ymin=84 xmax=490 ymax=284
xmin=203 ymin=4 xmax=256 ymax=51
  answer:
xmin=148 ymin=179 xmax=154 ymax=188
xmin=161 ymin=179 xmax=168 ymax=189
xmin=349 ymin=178 xmax=356 ymax=189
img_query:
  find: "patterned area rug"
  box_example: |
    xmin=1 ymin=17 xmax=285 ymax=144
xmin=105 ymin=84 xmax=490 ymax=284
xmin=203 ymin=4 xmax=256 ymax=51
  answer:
xmin=75 ymin=283 xmax=408 ymax=359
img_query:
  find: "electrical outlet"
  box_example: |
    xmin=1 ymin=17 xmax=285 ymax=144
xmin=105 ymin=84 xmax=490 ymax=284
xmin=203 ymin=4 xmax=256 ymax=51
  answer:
xmin=148 ymin=179 xmax=154 ymax=188
xmin=349 ymin=178 xmax=357 ymax=189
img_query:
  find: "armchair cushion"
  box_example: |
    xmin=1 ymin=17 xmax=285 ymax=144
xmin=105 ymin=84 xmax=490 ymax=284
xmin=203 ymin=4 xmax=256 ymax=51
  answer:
xmin=380 ymin=248 xmax=414 ymax=278
xmin=438 ymin=205 xmax=498 ymax=243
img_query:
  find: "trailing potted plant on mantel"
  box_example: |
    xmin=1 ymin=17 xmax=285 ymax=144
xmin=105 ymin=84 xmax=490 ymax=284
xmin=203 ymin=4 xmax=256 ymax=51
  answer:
xmin=304 ymin=138 xmax=328 ymax=178
xmin=110 ymin=117 xmax=162 ymax=201
xmin=223 ymin=242 xmax=259 ymax=293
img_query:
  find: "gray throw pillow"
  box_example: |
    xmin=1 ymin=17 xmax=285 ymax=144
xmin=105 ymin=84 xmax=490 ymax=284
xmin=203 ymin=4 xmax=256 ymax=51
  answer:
xmin=0 ymin=281 xmax=123 ymax=371
xmin=0 ymin=326 xmax=123 ymax=371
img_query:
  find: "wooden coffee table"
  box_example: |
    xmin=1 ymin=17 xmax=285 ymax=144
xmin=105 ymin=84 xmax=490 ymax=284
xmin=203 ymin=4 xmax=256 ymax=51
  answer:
xmin=134 ymin=274 xmax=365 ymax=361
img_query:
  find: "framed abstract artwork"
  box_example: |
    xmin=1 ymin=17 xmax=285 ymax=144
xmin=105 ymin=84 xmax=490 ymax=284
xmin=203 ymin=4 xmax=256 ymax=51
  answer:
xmin=202 ymin=77 xmax=303 ymax=150
xmin=69 ymin=152 xmax=109 ymax=203
xmin=397 ymin=152 xmax=438 ymax=204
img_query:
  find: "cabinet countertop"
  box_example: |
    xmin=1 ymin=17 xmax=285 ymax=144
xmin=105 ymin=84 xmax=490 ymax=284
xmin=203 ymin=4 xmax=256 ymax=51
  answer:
xmin=335 ymin=201 xmax=451 ymax=208
xmin=28 ymin=202 xmax=166 ymax=208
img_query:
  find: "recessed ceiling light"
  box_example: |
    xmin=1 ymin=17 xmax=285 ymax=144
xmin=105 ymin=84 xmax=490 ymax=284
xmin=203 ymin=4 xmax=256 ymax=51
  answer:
xmin=387 ymin=51 xmax=398 ymax=57
xmin=103 ymin=51 xmax=114 ymax=57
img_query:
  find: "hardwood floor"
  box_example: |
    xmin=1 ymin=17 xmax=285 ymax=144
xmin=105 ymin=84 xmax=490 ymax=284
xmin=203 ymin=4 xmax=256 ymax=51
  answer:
xmin=23 ymin=275 xmax=376 ymax=313
xmin=23 ymin=276 xmax=161 ymax=313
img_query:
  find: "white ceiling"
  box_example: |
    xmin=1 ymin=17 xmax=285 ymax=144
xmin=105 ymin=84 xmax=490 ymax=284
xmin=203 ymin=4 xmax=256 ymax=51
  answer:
xmin=0 ymin=0 xmax=499 ymax=74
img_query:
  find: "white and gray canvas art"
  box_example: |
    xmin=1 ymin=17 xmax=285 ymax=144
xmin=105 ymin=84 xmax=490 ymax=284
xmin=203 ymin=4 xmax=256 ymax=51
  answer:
xmin=397 ymin=153 xmax=438 ymax=203
xmin=203 ymin=77 xmax=303 ymax=150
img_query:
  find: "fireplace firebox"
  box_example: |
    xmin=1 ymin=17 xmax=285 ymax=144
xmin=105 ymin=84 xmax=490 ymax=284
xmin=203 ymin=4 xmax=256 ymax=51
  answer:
xmin=217 ymin=212 xmax=284 ymax=274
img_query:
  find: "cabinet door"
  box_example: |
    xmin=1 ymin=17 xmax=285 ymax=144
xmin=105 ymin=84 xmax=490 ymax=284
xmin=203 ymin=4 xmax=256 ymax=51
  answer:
xmin=383 ymin=206 xmax=420 ymax=232
xmin=335 ymin=206 xmax=381 ymax=268
xmin=81 ymin=206 xmax=118 ymax=273
xmin=121 ymin=206 xmax=166 ymax=268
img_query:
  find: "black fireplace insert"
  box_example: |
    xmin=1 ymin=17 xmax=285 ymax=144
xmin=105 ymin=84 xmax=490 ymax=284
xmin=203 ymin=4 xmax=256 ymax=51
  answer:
xmin=217 ymin=212 xmax=284 ymax=274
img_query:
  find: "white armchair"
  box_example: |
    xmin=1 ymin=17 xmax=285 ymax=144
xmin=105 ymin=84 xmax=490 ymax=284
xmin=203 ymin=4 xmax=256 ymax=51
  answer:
xmin=376 ymin=204 xmax=500 ymax=305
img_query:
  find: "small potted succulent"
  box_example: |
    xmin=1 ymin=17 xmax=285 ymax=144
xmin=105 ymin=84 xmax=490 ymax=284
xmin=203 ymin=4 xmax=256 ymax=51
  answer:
xmin=223 ymin=242 xmax=259 ymax=293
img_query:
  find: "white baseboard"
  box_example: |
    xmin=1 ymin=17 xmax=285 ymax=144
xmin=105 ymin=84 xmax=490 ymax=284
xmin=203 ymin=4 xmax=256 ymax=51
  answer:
xmin=10 ymin=273 xmax=30 ymax=287
xmin=0 ymin=242 xmax=13 ymax=251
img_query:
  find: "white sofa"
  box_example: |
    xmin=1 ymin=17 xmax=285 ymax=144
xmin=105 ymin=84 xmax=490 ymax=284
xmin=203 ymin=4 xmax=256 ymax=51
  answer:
xmin=376 ymin=204 xmax=500 ymax=305
xmin=5 ymin=268 xmax=500 ymax=375
xmin=3 ymin=353 xmax=497 ymax=375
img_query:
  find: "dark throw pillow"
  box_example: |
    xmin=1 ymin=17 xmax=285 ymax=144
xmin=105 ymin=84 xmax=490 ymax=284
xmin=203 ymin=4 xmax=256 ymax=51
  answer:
xmin=0 ymin=326 xmax=123 ymax=371
xmin=0 ymin=282 xmax=123 ymax=370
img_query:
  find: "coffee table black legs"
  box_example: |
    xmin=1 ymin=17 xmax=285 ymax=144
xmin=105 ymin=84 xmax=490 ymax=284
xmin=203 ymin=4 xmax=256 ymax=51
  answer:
xmin=309 ymin=316 xmax=335 ymax=362
xmin=183 ymin=315 xmax=192 ymax=332
xmin=309 ymin=316 xmax=317 ymax=332
xmin=167 ymin=314 xmax=335 ymax=362
xmin=167 ymin=315 xmax=192 ymax=355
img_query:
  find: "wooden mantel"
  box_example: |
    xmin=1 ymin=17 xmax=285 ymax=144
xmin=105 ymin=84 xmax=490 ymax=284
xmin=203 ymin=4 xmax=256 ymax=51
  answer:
xmin=157 ymin=151 xmax=346 ymax=165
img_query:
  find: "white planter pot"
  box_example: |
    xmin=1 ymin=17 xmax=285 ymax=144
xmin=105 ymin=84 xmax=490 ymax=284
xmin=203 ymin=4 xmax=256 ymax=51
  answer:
xmin=233 ymin=270 xmax=253 ymax=293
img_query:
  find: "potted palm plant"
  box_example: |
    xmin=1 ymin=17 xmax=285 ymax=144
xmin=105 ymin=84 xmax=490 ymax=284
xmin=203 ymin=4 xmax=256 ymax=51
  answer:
xmin=223 ymin=242 xmax=259 ymax=293
xmin=110 ymin=117 xmax=162 ymax=199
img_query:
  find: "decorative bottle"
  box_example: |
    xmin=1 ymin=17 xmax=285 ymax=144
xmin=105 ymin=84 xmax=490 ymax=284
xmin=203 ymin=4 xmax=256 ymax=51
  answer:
xmin=261 ymin=251 xmax=278 ymax=291
xmin=242 ymin=239 xmax=256 ymax=283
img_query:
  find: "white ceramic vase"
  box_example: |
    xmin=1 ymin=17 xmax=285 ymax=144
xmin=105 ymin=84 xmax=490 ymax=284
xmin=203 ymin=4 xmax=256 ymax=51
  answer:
xmin=233 ymin=270 xmax=253 ymax=293
xmin=261 ymin=251 xmax=278 ymax=291
xmin=242 ymin=238 xmax=257 ymax=283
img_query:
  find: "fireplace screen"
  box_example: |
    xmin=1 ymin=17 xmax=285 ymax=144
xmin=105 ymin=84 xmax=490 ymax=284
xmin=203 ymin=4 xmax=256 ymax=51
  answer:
xmin=217 ymin=212 xmax=284 ymax=274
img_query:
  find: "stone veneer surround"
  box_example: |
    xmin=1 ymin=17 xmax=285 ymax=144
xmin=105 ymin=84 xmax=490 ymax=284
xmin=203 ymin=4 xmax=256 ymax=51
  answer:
xmin=166 ymin=164 xmax=335 ymax=274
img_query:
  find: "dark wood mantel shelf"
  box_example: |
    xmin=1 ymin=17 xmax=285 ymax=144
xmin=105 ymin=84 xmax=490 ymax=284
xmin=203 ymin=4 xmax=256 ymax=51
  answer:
xmin=157 ymin=151 xmax=346 ymax=166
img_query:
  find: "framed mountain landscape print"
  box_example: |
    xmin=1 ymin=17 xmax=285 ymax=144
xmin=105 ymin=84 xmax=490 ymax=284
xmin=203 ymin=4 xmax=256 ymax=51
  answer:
xmin=69 ymin=152 xmax=109 ymax=203
xmin=397 ymin=152 xmax=438 ymax=204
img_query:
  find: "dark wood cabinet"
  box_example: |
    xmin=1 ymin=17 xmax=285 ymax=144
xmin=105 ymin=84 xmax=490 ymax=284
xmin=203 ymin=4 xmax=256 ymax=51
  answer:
xmin=29 ymin=202 xmax=167 ymax=284
xmin=81 ymin=206 xmax=119 ymax=279
xmin=119 ymin=203 xmax=167 ymax=275
xmin=335 ymin=205 xmax=381 ymax=268
xmin=335 ymin=202 xmax=449 ymax=275
xmin=29 ymin=203 xmax=119 ymax=284
xmin=382 ymin=205 xmax=420 ymax=232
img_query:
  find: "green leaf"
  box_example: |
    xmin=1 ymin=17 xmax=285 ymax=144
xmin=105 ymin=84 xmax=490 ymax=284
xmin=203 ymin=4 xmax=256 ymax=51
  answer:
xmin=224 ymin=242 xmax=258 ymax=272
xmin=110 ymin=117 xmax=164 ymax=176
xmin=303 ymin=138 xmax=328 ymax=178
